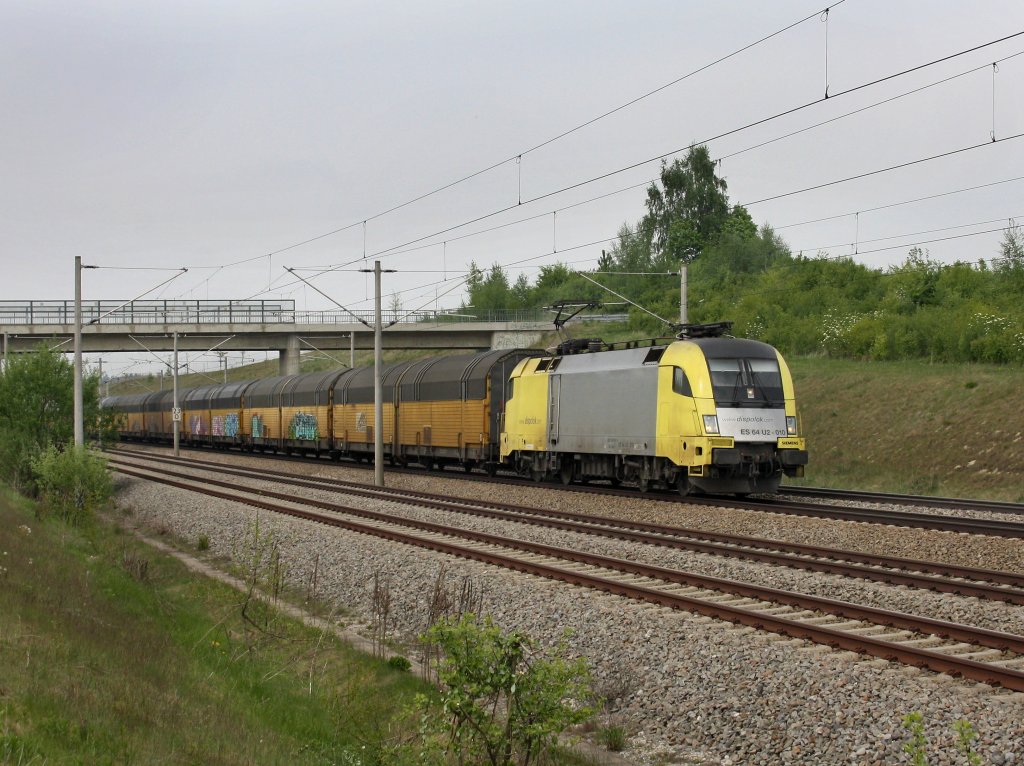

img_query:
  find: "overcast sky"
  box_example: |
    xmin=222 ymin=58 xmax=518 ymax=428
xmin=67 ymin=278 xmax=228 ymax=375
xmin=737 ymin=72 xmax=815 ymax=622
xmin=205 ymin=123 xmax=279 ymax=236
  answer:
xmin=2 ymin=1 xmax=1022 ymax=376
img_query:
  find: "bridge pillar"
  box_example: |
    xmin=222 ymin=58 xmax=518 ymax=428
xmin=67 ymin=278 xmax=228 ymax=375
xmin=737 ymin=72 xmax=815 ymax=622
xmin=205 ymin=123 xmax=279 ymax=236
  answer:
xmin=279 ymin=334 xmax=301 ymax=376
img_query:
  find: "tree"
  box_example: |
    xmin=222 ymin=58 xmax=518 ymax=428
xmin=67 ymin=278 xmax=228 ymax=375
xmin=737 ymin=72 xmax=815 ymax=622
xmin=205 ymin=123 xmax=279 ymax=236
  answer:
xmin=0 ymin=345 xmax=105 ymax=491
xmin=467 ymin=264 xmax=513 ymax=312
xmin=643 ymin=145 xmax=730 ymax=263
xmin=998 ymin=218 xmax=1024 ymax=270
xmin=510 ymin=273 xmax=532 ymax=309
xmin=420 ymin=614 xmax=595 ymax=766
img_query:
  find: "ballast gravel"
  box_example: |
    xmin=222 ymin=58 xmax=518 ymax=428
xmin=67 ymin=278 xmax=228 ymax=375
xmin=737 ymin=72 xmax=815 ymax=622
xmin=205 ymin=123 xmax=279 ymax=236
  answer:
xmin=114 ymin=455 xmax=1024 ymax=766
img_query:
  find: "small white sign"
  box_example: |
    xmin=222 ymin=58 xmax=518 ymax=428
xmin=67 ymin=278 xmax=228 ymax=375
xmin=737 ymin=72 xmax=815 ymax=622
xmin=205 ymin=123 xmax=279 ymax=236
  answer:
xmin=172 ymin=407 xmax=182 ymax=422
xmin=716 ymin=408 xmax=788 ymax=442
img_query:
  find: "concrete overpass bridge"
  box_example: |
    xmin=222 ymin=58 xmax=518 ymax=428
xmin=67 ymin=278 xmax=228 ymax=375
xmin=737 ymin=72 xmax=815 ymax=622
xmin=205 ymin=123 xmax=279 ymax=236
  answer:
xmin=0 ymin=300 xmax=553 ymax=375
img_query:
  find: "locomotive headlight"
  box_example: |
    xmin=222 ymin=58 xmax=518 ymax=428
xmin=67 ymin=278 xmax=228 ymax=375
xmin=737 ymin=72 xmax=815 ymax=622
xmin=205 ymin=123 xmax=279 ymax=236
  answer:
xmin=702 ymin=415 xmax=719 ymax=434
xmin=786 ymin=416 xmax=798 ymax=435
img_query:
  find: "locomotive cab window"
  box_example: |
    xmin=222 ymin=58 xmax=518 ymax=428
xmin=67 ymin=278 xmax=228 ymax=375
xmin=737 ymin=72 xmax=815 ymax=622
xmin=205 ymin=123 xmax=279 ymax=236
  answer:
xmin=707 ymin=357 xmax=783 ymax=405
xmin=672 ymin=367 xmax=692 ymax=396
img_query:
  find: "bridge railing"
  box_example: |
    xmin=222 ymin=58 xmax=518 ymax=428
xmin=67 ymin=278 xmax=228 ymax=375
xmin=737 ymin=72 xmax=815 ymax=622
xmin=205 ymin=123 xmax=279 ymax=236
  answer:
xmin=0 ymin=301 xmax=624 ymax=327
xmin=0 ymin=300 xmax=298 ymax=326
xmin=293 ymin=308 xmax=554 ymax=325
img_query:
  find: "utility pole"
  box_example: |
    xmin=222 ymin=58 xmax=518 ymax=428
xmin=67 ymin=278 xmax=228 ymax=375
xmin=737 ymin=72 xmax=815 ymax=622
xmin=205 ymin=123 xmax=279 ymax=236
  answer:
xmin=98 ymin=358 xmax=103 ymax=399
xmin=679 ymin=262 xmax=688 ymax=325
xmin=74 ymin=256 xmax=84 ymax=447
xmin=172 ymin=332 xmax=180 ymax=457
xmin=350 ymin=330 xmax=355 ymax=369
xmin=2 ymin=331 xmax=7 ymax=373
xmin=373 ymin=262 xmax=384 ymax=486
xmin=358 ymin=260 xmax=395 ymax=486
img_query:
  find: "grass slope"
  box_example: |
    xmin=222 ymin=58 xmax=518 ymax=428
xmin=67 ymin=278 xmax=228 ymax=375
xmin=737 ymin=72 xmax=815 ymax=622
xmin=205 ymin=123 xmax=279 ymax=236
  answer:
xmin=0 ymin=488 xmax=428 ymax=765
xmin=790 ymin=357 xmax=1024 ymax=501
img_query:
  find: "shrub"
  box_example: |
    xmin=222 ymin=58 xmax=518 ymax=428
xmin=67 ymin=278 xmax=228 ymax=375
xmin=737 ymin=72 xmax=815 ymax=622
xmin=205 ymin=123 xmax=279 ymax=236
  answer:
xmin=31 ymin=446 xmax=113 ymax=525
xmin=420 ymin=614 xmax=595 ymax=766
xmin=0 ymin=345 xmax=105 ymax=493
xmin=385 ymin=655 xmax=411 ymax=672
xmin=197 ymin=534 xmax=210 ymax=551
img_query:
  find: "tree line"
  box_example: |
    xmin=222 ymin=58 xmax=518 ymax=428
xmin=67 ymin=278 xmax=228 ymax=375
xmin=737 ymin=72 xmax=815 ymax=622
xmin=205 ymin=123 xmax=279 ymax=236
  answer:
xmin=465 ymin=145 xmax=1024 ymax=364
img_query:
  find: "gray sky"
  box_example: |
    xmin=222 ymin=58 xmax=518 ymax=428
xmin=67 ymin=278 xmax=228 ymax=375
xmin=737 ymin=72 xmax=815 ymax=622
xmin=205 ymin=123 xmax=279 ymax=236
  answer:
xmin=2 ymin=1 xmax=1022 ymax=376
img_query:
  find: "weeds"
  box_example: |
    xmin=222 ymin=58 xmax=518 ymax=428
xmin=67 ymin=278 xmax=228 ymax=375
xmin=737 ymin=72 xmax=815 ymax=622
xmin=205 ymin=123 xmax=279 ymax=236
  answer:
xmin=371 ymin=569 xmax=393 ymax=658
xmin=596 ymin=724 xmax=626 ymax=752
xmin=419 ymin=563 xmax=485 ymax=681
xmin=120 ymin=549 xmax=150 ymax=583
xmin=902 ymin=712 xmax=984 ymax=765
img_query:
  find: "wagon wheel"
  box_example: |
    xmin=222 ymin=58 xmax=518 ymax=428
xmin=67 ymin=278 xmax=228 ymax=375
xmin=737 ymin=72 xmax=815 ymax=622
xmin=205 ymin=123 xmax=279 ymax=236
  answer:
xmin=637 ymin=474 xmax=650 ymax=493
xmin=530 ymin=468 xmax=545 ymax=483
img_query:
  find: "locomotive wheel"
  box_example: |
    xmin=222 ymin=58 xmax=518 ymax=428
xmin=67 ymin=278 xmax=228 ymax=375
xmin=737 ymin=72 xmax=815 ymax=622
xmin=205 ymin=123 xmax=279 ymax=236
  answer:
xmin=560 ymin=463 xmax=573 ymax=485
xmin=637 ymin=475 xmax=650 ymax=493
xmin=530 ymin=468 xmax=544 ymax=483
xmin=677 ymin=476 xmax=690 ymax=497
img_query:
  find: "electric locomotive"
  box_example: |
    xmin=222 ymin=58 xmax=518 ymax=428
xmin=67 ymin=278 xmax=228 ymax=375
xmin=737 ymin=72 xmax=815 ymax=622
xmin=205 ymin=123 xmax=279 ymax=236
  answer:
xmin=500 ymin=322 xmax=807 ymax=495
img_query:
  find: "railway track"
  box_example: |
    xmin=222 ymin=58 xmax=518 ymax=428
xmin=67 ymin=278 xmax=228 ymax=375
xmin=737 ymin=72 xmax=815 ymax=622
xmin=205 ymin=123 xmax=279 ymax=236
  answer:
xmin=110 ymin=450 xmax=1024 ymax=605
xmin=780 ymin=484 xmax=1024 ymax=516
xmin=116 ymin=442 xmax=1024 ymax=538
xmin=113 ymin=457 xmax=1024 ymax=692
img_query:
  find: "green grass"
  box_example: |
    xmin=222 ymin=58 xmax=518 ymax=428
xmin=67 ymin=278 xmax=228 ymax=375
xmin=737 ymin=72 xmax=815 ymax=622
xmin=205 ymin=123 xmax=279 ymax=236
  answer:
xmin=789 ymin=356 xmax=1024 ymax=502
xmin=0 ymin=486 xmax=430 ymax=765
xmin=0 ymin=488 xmax=604 ymax=765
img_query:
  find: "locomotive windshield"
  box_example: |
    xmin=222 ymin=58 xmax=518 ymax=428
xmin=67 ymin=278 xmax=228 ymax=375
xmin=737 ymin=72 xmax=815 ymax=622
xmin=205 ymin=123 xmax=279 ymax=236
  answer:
xmin=707 ymin=357 xmax=784 ymax=406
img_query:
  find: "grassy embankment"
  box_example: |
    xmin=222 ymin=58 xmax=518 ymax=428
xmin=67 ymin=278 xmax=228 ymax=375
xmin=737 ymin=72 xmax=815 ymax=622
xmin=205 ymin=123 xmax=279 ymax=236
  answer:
xmin=0 ymin=487 xmax=602 ymax=765
xmin=0 ymin=485 xmax=428 ymax=764
xmin=789 ymin=356 xmax=1024 ymax=502
xmin=107 ymin=324 xmax=1024 ymax=502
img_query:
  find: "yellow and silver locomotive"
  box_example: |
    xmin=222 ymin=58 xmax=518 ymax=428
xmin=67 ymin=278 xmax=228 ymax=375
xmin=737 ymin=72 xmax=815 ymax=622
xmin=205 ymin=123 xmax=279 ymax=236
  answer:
xmin=500 ymin=323 xmax=807 ymax=495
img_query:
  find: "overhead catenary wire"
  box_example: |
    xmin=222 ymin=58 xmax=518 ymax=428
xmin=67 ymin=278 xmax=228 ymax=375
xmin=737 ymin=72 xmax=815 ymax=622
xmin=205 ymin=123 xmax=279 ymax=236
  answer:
xmin=168 ymin=1 xmax=844 ymax=299
xmin=792 ymin=212 xmax=1024 ymax=254
xmin=231 ymin=26 xmax=1024 ymax=310
xmin=252 ymin=128 xmax=1024 ymax=305
xmin=293 ymin=203 xmax=1019 ymax=317
xmin=189 ymin=29 xmax=1023 ymax=312
xmin=326 ymin=46 xmax=1024 ymax=270
xmin=742 ymin=133 xmax=1024 ymax=207
xmin=775 ymin=174 xmax=1024 ymax=230
xmin=271 ymin=31 xmax=1024 ymax=297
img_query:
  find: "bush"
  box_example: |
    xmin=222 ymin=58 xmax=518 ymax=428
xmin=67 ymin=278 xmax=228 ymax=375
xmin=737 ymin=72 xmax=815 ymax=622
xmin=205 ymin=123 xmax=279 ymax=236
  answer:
xmin=0 ymin=345 xmax=106 ymax=492
xmin=420 ymin=614 xmax=595 ymax=766
xmin=31 ymin=446 xmax=113 ymax=525
xmin=385 ymin=655 xmax=411 ymax=672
